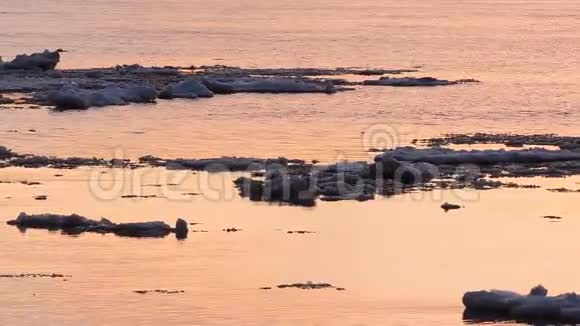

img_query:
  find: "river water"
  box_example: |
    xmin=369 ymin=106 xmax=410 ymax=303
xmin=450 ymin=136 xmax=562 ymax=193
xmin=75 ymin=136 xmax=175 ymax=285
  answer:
xmin=1 ymin=0 xmax=579 ymax=325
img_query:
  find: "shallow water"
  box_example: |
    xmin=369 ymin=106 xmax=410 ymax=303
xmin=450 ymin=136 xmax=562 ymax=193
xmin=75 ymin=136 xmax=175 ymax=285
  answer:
xmin=1 ymin=168 xmax=580 ymax=325
xmin=1 ymin=0 xmax=580 ymax=325
xmin=2 ymin=84 xmax=579 ymax=162
xmin=1 ymin=0 xmax=580 ymax=161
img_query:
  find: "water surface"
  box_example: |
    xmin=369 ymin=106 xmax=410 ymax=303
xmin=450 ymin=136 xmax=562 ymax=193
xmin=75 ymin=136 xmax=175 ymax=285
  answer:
xmin=1 ymin=0 xmax=579 ymax=325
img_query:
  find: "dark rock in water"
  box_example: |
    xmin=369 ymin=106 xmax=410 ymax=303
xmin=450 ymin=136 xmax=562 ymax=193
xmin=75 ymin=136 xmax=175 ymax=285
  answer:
xmin=0 ymin=145 xmax=15 ymax=159
xmin=275 ymin=282 xmax=340 ymax=290
xmin=46 ymin=70 xmax=64 ymax=79
xmin=0 ymin=95 xmax=15 ymax=105
xmin=138 ymin=155 xmax=165 ymax=167
xmin=529 ymin=285 xmax=548 ymax=296
xmin=251 ymin=171 xmax=267 ymax=177
xmin=133 ymin=289 xmax=185 ymax=295
xmin=363 ymin=76 xmax=452 ymax=87
xmin=463 ymin=290 xmax=525 ymax=312
xmin=99 ymin=217 xmax=114 ymax=226
xmin=7 ymin=212 xmax=100 ymax=229
xmin=33 ymin=195 xmax=48 ymax=201
xmin=547 ymin=187 xmax=580 ymax=193
xmin=165 ymin=156 xmax=296 ymax=172
xmin=115 ymin=64 xmax=179 ymax=76
xmin=388 ymin=147 xmax=580 ymax=165
xmin=505 ymin=140 xmax=525 ymax=148
xmin=372 ymin=153 xmax=438 ymax=184
xmin=232 ymin=158 xmax=437 ymax=205
xmin=234 ymin=176 xmax=264 ymax=199
xmin=316 ymin=174 xmax=376 ymax=201
xmin=441 ymin=202 xmax=461 ymax=211
xmin=20 ymin=181 xmax=42 ymax=186
xmin=543 ymin=215 xmax=563 ymax=220
xmin=167 ymin=157 xmax=272 ymax=172
xmin=223 ymin=228 xmax=242 ymax=232
xmin=112 ymin=85 xmax=157 ymax=103
xmin=2 ymin=49 xmax=63 ymax=71
xmin=469 ymin=179 xmax=539 ymax=190
xmin=234 ymin=173 xmax=317 ymax=207
xmin=0 ymin=273 xmax=71 ymax=278
xmin=0 ymin=59 xmax=479 ymax=109
xmin=113 ymin=221 xmax=172 ymax=238
xmin=49 ymin=87 xmax=90 ymax=110
xmin=175 ymin=218 xmax=188 ymax=239
xmin=7 ymin=212 xmax=179 ymax=239
xmin=363 ymin=76 xmax=478 ymax=87
xmin=159 ymin=78 xmax=214 ymax=99
xmin=462 ymin=285 xmax=580 ymax=325
xmin=266 ymin=173 xmax=316 ymax=205
xmin=319 ymin=192 xmax=374 ymax=202
xmin=120 ymin=194 xmax=158 ymax=199
xmin=404 ymin=162 xmax=439 ymax=183
xmin=84 ymin=70 xmax=103 ymax=78
xmin=417 ymin=133 xmax=580 ymax=151
xmin=48 ymin=85 xmax=157 ymax=110
xmin=373 ymin=153 xmax=403 ymax=179
xmin=6 ymin=154 xmax=107 ymax=169
xmin=202 ymin=77 xmax=338 ymax=94
xmin=195 ymin=65 xmax=416 ymax=77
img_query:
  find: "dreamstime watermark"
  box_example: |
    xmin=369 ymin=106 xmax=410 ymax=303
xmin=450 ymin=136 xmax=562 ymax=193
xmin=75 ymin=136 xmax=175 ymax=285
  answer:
xmin=87 ymin=125 xmax=481 ymax=204
xmin=362 ymin=123 xmax=401 ymax=153
xmin=88 ymin=157 xmax=238 ymax=202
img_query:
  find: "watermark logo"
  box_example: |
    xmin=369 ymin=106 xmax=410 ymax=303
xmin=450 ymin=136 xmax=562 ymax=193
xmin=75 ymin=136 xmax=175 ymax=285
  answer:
xmin=87 ymin=125 xmax=482 ymax=205
xmin=362 ymin=124 xmax=401 ymax=154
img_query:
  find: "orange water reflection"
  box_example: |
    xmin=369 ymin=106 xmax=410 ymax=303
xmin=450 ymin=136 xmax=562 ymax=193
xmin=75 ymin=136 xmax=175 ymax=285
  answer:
xmin=1 ymin=167 xmax=579 ymax=325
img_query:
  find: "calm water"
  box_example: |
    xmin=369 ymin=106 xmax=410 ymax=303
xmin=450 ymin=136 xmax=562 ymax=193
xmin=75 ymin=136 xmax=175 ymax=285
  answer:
xmin=2 ymin=168 xmax=580 ymax=326
xmin=1 ymin=0 xmax=580 ymax=325
xmin=1 ymin=0 xmax=579 ymax=161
